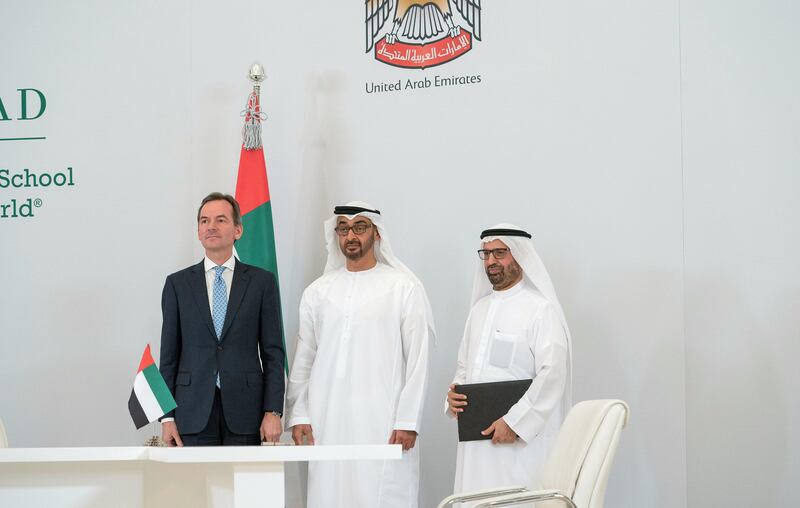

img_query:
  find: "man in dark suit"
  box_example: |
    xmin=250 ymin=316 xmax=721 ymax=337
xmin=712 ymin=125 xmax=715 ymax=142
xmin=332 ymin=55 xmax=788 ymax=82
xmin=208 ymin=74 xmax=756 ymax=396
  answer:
xmin=159 ymin=192 xmax=285 ymax=446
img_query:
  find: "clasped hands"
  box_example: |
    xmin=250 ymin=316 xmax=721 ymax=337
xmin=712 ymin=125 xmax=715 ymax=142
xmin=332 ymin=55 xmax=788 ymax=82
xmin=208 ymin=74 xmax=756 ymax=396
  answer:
xmin=447 ymin=383 xmax=518 ymax=444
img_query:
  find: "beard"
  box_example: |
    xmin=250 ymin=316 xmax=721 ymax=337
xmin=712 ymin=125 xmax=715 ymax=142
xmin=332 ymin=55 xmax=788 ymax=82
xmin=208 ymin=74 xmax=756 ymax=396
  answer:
xmin=340 ymin=234 xmax=376 ymax=261
xmin=486 ymin=259 xmax=523 ymax=289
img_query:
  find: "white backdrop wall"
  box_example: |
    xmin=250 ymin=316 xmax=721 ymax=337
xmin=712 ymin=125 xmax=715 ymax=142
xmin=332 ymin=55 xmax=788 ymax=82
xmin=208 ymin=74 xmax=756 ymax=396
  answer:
xmin=681 ymin=1 xmax=800 ymax=506
xmin=0 ymin=1 xmax=796 ymax=507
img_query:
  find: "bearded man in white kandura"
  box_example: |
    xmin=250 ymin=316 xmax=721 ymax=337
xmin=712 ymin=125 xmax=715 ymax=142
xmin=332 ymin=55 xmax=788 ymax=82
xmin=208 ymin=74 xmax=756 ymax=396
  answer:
xmin=447 ymin=224 xmax=573 ymax=506
xmin=285 ymin=201 xmax=435 ymax=508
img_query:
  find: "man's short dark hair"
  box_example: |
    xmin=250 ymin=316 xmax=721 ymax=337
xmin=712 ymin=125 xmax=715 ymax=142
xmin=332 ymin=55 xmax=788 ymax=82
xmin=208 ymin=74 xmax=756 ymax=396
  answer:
xmin=197 ymin=192 xmax=242 ymax=226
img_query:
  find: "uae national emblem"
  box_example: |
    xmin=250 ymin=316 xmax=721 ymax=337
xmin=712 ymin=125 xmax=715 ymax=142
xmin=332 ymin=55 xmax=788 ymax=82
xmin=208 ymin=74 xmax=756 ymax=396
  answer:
xmin=366 ymin=0 xmax=482 ymax=69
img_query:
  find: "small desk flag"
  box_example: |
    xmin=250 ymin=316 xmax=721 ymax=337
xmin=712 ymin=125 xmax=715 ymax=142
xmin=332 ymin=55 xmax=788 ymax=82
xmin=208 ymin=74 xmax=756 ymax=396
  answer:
xmin=128 ymin=344 xmax=177 ymax=429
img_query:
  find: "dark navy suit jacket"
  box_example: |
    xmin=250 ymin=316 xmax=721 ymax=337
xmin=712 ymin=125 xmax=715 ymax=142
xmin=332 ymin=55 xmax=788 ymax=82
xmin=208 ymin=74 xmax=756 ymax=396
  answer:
xmin=159 ymin=259 xmax=285 ymax=435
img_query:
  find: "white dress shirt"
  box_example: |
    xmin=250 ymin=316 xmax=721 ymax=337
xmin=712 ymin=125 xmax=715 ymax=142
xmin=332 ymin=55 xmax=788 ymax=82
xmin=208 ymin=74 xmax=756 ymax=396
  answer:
xmin=203 ymin=254 xmax=235 ymax=312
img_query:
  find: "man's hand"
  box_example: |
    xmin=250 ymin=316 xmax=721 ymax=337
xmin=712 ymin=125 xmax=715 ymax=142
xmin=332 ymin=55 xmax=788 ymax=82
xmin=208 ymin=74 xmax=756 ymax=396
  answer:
xmin=481 ymin=417 xmax=517 ymax=444
xmin=389 ymin=430 xmax=418 ymax=451
xmin=161 ymin=421 xmax=183 ymax=447
xmin=447 ymin=384 xmax=468 ymax=418
xmin=260 ymin=413 xmax=282 ymax=443
xmin=291 ymin=424 xmax=315 ymax=445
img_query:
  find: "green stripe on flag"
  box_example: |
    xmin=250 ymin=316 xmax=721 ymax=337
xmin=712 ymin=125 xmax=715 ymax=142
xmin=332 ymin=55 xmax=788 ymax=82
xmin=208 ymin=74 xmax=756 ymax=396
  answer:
xmin=235 ymin=200 xmax=287 ymax=374
xmin=142 ymin=364 xmax=177 ymax=413
xmin=237 ymin=201 xmax=279 ymax=279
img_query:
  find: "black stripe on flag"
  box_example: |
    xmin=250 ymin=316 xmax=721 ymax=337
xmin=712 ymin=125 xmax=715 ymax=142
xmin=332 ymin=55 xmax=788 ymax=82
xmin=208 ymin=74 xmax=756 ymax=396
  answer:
xmin=128 ymin=389 xmax=150 ymax=429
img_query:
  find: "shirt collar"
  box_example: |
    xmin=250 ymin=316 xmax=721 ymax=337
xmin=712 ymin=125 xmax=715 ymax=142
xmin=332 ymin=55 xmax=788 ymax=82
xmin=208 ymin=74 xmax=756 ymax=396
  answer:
xmin=204 ymin=254 xmax=236 ymax=273
xmin=491 ymin=278 xmax=525 ymax=299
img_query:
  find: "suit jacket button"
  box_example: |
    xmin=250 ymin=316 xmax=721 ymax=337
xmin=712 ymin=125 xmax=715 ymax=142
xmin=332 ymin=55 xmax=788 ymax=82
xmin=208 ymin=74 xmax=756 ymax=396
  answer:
xmin=217 ymin=345 xmax=223 ymax=351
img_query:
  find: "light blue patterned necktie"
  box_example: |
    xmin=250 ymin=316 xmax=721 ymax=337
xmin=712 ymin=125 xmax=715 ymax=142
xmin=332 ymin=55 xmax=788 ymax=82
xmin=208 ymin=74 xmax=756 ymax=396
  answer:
xmin=212 ymin=265 xmax=227 ymax=388
xmin=212 ymin=265 xmax=227 ymax=339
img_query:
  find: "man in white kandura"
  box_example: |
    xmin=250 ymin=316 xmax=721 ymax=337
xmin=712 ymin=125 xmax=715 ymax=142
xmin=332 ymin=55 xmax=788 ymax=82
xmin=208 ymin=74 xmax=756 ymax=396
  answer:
xmin=285 ymin=201 xmax=435 ymax=508
xmin=447 ymin=224 xmax=572 ymax=504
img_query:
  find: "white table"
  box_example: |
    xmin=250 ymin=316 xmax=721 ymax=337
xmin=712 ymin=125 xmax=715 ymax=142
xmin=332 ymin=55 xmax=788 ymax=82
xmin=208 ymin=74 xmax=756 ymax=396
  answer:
xmin=0 ymin=444 xmax=401 ymax=508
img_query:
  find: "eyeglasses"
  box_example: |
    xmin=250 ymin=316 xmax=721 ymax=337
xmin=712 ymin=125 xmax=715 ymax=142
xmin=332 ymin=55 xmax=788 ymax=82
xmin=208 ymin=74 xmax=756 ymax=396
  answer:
xmin=335 ymin=223 xmax=373 ymax=236
xmin=477 ymin=248 xmax=510 ymax=260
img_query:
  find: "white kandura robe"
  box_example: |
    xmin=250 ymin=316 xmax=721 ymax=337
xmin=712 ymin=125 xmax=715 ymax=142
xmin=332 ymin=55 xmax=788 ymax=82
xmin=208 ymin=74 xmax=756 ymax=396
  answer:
xmin=286 ymin=263 xmax=431 ymax=508
xmin=451 ymin=281 xmax=568 ymax=505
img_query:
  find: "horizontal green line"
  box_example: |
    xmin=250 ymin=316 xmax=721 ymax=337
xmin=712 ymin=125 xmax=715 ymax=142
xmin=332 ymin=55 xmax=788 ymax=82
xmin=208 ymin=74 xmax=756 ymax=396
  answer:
xmin=0 ymin=137 xmax=47 ymax=141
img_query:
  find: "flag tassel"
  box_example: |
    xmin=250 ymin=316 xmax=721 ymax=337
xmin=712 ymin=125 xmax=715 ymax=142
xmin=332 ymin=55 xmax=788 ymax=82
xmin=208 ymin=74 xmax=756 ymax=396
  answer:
xmin=241 ymin=92 xmax=266 ymax=150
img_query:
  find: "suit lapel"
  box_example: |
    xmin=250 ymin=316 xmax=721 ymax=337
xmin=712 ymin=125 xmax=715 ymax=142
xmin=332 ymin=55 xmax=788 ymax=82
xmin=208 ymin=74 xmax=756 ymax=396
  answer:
xmin=188 ymin=260 xmax=218 ymax=340
xmin=220 ymin=259 xmax=250 ymax=341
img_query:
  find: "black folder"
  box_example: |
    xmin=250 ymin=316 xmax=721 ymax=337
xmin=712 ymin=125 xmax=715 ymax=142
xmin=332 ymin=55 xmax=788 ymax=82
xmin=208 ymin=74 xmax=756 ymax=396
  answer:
xmin=454 ymin=379 xmax=533 ymax=442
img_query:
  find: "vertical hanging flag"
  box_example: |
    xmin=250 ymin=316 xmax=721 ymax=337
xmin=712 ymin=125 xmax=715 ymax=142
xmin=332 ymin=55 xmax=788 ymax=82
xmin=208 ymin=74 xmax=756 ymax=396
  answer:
xmin=128 ymin=344 xmax=177 ymax=429
xmin=234 ymin=64 xmax=286 ymax=369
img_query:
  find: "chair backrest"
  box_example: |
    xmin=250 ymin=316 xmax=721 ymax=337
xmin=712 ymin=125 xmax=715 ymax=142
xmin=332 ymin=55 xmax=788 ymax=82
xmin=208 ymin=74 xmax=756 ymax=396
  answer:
xmin=537 ymin=399 xmax=629 ymax=508
xmin=0 ymin=417 xmax=8 ymax=448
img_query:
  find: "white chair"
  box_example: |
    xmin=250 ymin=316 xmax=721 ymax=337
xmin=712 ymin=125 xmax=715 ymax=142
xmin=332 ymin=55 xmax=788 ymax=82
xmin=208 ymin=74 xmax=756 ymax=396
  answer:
xmin=437 ymin=399 xmax=630 ymax=508
xmin=0 ymin=417 xmax=8 ymax=448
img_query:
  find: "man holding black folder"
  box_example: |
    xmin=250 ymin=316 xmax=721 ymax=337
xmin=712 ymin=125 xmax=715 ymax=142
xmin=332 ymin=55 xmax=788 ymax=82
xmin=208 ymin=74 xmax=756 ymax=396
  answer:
xmin=446 ymin=224 xmax=572 ymax=502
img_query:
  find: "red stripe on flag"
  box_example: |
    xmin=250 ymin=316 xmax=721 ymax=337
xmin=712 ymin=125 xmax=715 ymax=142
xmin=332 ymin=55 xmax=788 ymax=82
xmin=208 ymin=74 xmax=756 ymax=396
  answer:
xmin=235 ymin=147 xmax=270 ymax=216
xmin=138 ymin=344 xmax=155 ymax=373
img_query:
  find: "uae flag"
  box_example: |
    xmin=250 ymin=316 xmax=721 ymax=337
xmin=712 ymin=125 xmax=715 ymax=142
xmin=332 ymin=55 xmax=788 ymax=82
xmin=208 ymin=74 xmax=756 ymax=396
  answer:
xmin=234 ymin=88 xmax=286 ymax=369
xmin=128 ymin=344 xmax=177 ymax=429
